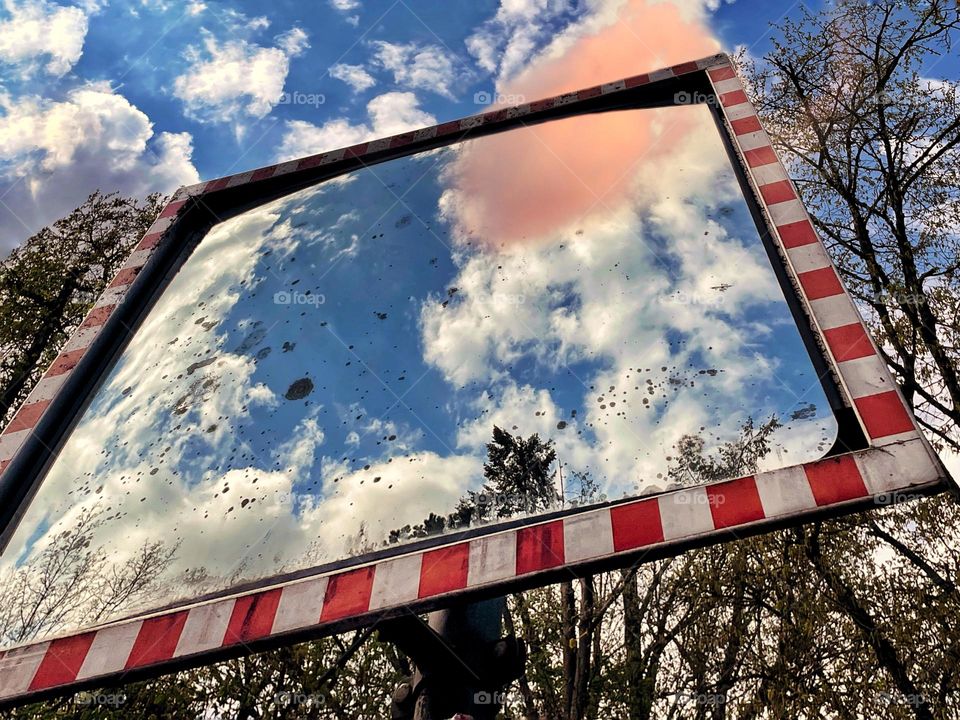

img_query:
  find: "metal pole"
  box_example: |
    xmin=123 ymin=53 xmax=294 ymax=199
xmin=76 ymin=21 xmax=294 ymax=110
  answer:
xmin=382 ymin=598 xmax=525 ymax=720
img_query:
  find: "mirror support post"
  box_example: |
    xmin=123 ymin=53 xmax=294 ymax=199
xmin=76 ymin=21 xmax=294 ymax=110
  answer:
xmin=380 ymin=598 xmax=525 ymax=719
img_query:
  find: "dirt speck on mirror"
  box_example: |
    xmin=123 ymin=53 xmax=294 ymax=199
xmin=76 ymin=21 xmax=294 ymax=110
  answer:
xmin=284 ymin=377 xmax=314 ymax=400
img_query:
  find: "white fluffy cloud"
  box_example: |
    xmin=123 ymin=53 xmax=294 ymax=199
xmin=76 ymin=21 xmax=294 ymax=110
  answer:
xmin=466 ymin=0 xmax=583 ymax=83
xmin=372 ymin=40 xmax=460 ymax=99
xmin=329 ymin=62 xmax=376 ymax=92
xmin=276 ymin=91 xmax=435 ymax=161
xmin=328 ymin=0 xmax=359 ymax=25
xmin=0 ymin=0 xmax=89 ymax=76
xmin=0 ymin=84 xmax=199 ymax=252
xmin=172 ymin=27 xmax=309 ymax=123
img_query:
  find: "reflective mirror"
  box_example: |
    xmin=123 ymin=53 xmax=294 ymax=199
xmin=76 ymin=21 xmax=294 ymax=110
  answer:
xmin=0 ymin=103 xmax=837 ymax=647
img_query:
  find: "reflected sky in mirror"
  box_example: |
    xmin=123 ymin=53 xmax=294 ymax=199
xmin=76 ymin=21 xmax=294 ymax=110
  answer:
xmin=1 ymin=104 xmax=837 ymax=646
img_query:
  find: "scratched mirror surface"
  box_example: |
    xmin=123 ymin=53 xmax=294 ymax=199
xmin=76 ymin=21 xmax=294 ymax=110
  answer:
xmin=1 ymin=103 xmax=838 ymax=646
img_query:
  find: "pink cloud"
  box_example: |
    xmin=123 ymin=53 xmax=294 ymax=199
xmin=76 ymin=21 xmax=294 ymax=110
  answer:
xmin=447 ymin=1 xmax=720 ymax=249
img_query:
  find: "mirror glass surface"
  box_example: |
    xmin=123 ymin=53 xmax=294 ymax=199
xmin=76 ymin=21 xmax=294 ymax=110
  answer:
xmin=1 ymin=103 xmax=837 ymax=647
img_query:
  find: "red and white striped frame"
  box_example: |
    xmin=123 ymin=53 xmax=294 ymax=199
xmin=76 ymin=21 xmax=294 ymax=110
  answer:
xmin=0 ymin=53 xmax=950 ymax=706
xmin=705 ymin=64 xmax=919 ymax=446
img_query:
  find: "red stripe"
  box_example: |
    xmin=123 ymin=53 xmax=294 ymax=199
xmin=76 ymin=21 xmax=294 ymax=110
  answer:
xmin=624 ymin=73 xmax=650 ymax=88
xmin=158 ymin=200 xmax=186 ymax=218
xmin=672 ymin=61 xmax=700 ymax=75
xmin=389 ymin=131 xmax=417 ymax=147
xmin=744 ymin=146 xmax=777 ymax=167
xmin=516 ymin=521 xmax=564 ymax=574
xmin=223 ymin=589 xmax=283 ymax=645
xmin=418 ymin=544 xmax=469 ymax=598
xmin=109 ymin=266 xmax=142 ymax=288
xmin=855 ymin=391 xmax=915 ymax=438
xmin=803 ymin=455 xmax=868 ymax=506
xmin=202 ymin=177 xmax=230 ymax=193
xmin=297 ymin=154 xmax=325 ymax=170
xmin=435 ymin=121 xmax=461 ymax=135
xmin=777 ymin=220 xmax=818 ymax=248
xmin=125 ymin=613 xmax=188 ymax=668
xmin=320 ymin=567 xmax=375 ymax=621
xmin=8 ymin=400 xmax=50 ymax=433
xmin=731 ymin=115 xmax=762 ymax=135
xmin=482 ymin=108 xmax=509 ymax=124
xmin=344 ymin=143 xmax=368 ymax=158
xmin=45 ymin=347 xmax=86 ymax=377
xmin=80 ymin=304 xmax=114 ymax=328
xmin=610 ymin=499 xmax=663 ymax=551
xmin=577 ymin=85 xmax=602 ymax=100
xmin=136 ymin=232 xmax=163 ymax=251
xmin=529 ymin=98 xmax=555 ymax=112
xmin=708 ymin=65 xmax=736 ymax=82
xmin=824 ymin=323 xmax=874 ymax=361
xmin=250 ymin=166 xmax=277 ymax=182
xmin=797 ymin=267 xmax=843 ymax=300
xmin=759 ymin=180 xmax=796 ymax=205
xmin=706 ymin=476 xmax=764 ymax=528
xmin=720 ymin=89 xmax=748 ymax=107
xmin=29 ymin=634 xmax=95 ymax=690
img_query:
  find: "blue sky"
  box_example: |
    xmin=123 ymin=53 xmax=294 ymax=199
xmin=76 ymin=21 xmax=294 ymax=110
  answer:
xmin=0 ymin=0 xmax=841 ymax=252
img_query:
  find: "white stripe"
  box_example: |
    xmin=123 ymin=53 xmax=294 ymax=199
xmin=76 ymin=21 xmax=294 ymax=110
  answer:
xmin=701 ymin=56 xmax=728 ymax=69
xmin=366 ymin=137 xmax=392 ymax=152
xmin=93 ymin=284 xmax=127 ymax=309
xmin=563 ymin=509 xmax=614 ymax=563
xmin=272 ymin=160 xmax=300 ymax=176
xmin=648 ymin=68 xmax=675 ymax=82
xmin=750 ymin=162 xmax=788 ymax=186
xmin=711 ymin=77 xmax=741 ymax=95
xmin=601 ymin=79 xmax=626 ymax=94
xmin=225 ymin=171 xmax=255 ymax=188
xmin=0 ymin=428 xmax=30 ymax=461
xmin=146 ymin=215 xmax=175 ymax=236
xmin=724 ymin=102 xmax=756 ymax=121
xmin=838 ymin=355 xmax=893 ymax=399
xmin=24 ymin=373 xmax=69 ymax=404
xmin=766 ymin=199 xmax=807 ymax=226
xmin=369 ymin=554 xmax=422 ymax=610
xmin=808 ymin=294 xmax=861 ymax=331
xmin=271 ymin=576 xmax=329 ymax=634
xmin=868 ymin=429 xmax=920 ymax=447
xmin=555 ymin=92 xmax=579 ymax=106
xmin=786 ymin=243 xmax=832 ymax=274
xmin=76 ymin=622 xmax=142 ymax=680
xmin=658 ymin=488 xmax=715 ymax=540
xmin=0 ymin=642 xmax=50 ymax=699
xmin=62 ymin=324 xmax=102 ymax=354
xmin=755 ymin=466 xmax=817 ymax=518
xmin=176 ymin=181 xmax=207 ymax=198
xmin=173 ymin=600 xmax=234 ymax=657
xmin=460 ymin=115 xmax=483 ymax=129
xmin=736 ymin=129 xmax=770 ymax=151
xmin=413 ymin=127 xmax=438 ymax=141
xmin=467 ymin=532 xmax=517 ymax=586
xmin=321 ymin=148 xmax=346 ymax=163
xmin=855 ymin=440 xmax=941 ymax=495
